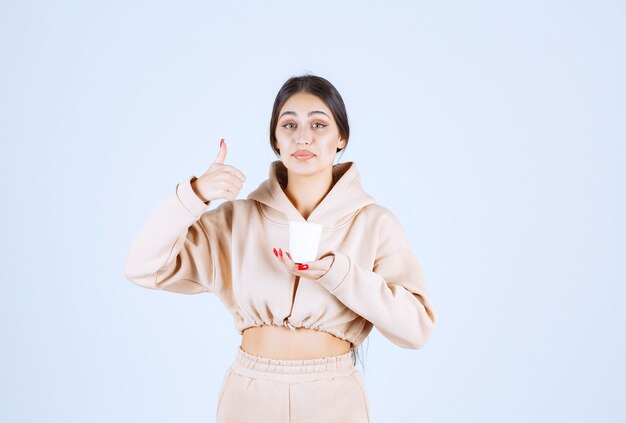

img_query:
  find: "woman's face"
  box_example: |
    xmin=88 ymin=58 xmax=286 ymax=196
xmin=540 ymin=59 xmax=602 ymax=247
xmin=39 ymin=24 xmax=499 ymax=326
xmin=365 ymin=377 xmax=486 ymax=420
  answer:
xmin=274 ymin=91 xmax=345 ymax=177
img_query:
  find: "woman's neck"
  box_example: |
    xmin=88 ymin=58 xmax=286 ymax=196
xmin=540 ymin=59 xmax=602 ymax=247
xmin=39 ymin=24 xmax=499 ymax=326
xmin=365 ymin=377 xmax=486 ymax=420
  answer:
xmin=284 ymin=168 xmax=334 ymax=220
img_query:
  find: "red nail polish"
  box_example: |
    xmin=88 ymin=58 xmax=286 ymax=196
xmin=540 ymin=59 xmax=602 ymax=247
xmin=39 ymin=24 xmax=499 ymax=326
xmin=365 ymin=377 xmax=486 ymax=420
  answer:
xmin=279 ymin=248 xmax=283 ymax=257
xmin=298 ymin=264 xmax=308 ymax=270
xmin=273 ymin=248 xmax=278 ymax=257
xmin=220 ymin=138 xmax=224 ymax=147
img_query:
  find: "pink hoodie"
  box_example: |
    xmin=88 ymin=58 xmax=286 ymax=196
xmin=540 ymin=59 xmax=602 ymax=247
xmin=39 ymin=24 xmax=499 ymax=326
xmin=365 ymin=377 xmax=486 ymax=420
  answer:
xmin=123 ymin=160 xmax=437 ymax=350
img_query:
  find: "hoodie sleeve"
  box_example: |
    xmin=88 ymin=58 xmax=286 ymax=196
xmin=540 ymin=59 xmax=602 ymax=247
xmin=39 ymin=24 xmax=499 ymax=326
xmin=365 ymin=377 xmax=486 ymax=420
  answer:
xmin=315 ymin=211 xmax=437 ymax=349
xmin=123 ymin=175 xmax=233 ymax=295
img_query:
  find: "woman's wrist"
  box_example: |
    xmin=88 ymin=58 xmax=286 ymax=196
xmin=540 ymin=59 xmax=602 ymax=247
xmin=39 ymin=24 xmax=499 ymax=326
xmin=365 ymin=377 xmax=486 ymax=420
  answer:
xmin=190 ymin=177 xmax=210 ymax=204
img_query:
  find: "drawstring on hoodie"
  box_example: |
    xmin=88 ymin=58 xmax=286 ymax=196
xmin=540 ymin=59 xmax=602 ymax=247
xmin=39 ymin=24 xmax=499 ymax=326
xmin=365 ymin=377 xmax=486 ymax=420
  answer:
xmin=283 ymin=317 xmax=296 ymax=331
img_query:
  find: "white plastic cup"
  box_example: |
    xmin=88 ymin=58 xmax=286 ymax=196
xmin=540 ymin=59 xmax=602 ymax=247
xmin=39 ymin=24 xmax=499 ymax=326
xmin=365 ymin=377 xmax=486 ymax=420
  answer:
xmin=288 ymin=221 xmax=323 ymax=263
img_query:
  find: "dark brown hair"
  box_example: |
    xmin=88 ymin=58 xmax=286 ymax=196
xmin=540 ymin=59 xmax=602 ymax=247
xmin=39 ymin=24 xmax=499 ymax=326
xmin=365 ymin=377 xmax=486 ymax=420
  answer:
xmin=269 ymin=73 xmax=350 ymax=159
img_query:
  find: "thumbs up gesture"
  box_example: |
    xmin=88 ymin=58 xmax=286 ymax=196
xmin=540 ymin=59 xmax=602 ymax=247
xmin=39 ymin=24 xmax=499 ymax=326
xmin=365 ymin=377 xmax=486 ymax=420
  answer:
xmin=191 ymin=138 xmax=247 ymax=204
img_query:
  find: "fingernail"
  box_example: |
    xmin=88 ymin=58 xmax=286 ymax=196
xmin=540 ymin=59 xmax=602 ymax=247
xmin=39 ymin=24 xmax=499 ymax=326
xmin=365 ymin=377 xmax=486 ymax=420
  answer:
xmin=273 ymin=248 xmax=278 ymax=257
xmin=220 ymin=138 xmax=224 ymax=147
xmin=298 ymin=264 xmax=309 ymax=270
xmin=279 ymin=248 xmax=283 ymax=257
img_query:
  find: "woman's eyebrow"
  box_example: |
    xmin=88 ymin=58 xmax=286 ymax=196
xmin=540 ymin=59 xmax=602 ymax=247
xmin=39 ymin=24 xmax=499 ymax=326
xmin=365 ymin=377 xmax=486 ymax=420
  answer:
xmin=279 ymin=110 xmax=330 ymax=119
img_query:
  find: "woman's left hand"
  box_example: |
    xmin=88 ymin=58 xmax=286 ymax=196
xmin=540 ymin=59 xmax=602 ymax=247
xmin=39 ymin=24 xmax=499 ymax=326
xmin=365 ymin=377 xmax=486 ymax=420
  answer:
xmin=272 ymin=247 xmax=334 ymax=280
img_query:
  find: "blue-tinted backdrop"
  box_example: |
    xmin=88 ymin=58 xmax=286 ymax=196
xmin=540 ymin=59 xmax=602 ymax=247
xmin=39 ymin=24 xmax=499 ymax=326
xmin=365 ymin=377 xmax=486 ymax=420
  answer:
xmin=1 ymin=1 xmax=624 ymax=422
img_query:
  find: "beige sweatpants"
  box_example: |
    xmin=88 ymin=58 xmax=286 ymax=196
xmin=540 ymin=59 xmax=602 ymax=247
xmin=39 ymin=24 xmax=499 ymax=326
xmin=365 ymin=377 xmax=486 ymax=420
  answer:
xmin=216 ymin=346 xmax=371 ymax=422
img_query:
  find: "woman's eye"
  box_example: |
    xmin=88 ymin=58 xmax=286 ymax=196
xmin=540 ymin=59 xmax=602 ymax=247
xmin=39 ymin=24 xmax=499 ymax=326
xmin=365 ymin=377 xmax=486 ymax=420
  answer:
xmin=281 ymin=122 xmax=327 ymax=129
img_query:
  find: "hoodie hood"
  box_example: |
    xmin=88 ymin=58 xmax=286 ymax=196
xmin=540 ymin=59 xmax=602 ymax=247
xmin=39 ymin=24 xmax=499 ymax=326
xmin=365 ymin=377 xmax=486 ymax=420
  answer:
xmin=247 ymin=160 xmax=376 ymax=228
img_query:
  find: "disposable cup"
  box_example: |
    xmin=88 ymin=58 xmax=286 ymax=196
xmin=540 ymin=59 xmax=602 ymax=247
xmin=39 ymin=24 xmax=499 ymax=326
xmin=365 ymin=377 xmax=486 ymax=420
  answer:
xmin=288 ymin=221 xmax=323 ymax=263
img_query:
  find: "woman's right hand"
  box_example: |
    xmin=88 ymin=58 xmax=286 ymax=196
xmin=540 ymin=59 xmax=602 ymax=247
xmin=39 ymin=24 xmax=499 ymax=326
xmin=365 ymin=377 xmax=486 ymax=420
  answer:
xmin=191 ymin=138 xmax=247 ymax=203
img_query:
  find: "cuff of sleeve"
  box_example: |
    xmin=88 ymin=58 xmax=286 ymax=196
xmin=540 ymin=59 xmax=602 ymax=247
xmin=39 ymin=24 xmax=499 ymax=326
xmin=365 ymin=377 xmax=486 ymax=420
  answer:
xmin=316 ymin=250 xmax=351 ymax=293
xmin=176 ymin=175 xmax=209 ymax=219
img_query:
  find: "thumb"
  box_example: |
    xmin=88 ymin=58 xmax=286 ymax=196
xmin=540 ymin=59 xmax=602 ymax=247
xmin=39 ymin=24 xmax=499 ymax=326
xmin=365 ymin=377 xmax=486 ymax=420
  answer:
xmin=214 ymin=138 xmax=227 ymax=164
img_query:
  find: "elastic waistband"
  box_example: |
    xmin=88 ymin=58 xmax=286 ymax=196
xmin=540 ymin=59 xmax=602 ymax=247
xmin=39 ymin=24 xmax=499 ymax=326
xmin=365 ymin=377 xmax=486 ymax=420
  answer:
xmin=229 ymin=346 xmax=356 ymax=383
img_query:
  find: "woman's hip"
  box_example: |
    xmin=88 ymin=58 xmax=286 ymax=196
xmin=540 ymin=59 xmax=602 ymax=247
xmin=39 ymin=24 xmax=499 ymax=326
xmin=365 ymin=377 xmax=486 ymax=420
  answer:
xmin=216 ymin=345 xmax=370 ymax=422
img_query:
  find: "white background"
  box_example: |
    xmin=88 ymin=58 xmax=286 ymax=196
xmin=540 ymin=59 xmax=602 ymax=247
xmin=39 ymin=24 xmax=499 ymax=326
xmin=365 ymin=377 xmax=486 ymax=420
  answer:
xmin=1 ymin=1 xmax=624 ymax=422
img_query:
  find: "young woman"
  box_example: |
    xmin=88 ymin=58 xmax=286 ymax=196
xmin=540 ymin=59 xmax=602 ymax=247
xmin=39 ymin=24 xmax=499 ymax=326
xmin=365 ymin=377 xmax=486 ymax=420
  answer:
xmin=124 ymin=74 xmax=437 ymax=422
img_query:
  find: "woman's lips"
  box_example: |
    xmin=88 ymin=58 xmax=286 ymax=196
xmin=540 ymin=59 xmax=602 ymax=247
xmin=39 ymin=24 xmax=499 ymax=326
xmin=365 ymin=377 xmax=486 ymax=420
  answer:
xmin=293 ymin=152 xmax=315 ymax=160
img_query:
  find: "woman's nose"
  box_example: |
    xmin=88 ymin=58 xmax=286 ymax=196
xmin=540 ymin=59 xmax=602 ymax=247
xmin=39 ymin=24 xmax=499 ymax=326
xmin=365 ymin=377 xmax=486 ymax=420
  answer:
xmin=296 ymin=128 xmax=312 ymax=144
